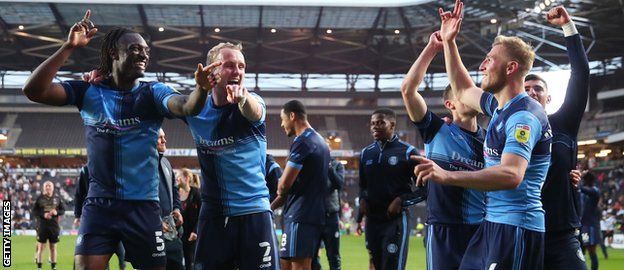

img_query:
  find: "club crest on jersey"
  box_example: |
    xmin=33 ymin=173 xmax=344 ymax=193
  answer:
xmin=388 ymin=156 xmax=398 ymax=165
xmin=514 ymin=124 xmax=530 ymax=144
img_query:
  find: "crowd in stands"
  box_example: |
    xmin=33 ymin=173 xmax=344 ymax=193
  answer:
xmin=1 ymin=162 xmax=78 ymax=230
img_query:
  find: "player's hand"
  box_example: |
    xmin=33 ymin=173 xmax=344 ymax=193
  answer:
xmin=162 ymin=221 xmax=171 ymax=232
xmin=188 ymin=232 xmax=197 ymax=241
xmin=356 ymin=223 xmax=363 ymax=236
xmin=172 ymin=209 xmax=184 ymax=226
xmin=570 ymin=169 xmax=581 ymax=187
xmin=83 ymin=69 xmax=105 ymax=84
xmin=226 ymin=84 xmax=248 ymax=104
xmin=195 ymin=61 xmax=222 ymax=92
xmin=387 ymin=197 xmax=403 ymax=218
xmin=412 ymin=155 xmax=451 ymax=186
xmin=44 ymin=212 xmax=52 ymax=220
xmin=546 ymin=6 xmax=571 ymax=26
xmin=271 ymin=195 xmax=286 ymax=210
xmin=73 ymin=218 xmax=80 ymax=228
xmin=439 ymin=0 xmax=464 ymax=42
xmin=441 ymin=116 xmax=452 ymax=125
xmin=66 ymin=10 xmax=98 ymax=49
xmin=50 ymin=209 xmax=57 ymax=216
xmin=426 ymin=31 xmax=444 ymax=53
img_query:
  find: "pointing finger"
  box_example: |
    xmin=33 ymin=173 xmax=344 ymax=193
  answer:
xmin=84 ymin=10 xmax=91 ymax=21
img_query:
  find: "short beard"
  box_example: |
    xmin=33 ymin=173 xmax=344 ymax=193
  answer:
xmin=483 ymin=69 xmax=506 ymax=94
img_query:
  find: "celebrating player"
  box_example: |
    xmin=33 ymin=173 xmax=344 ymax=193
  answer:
xmin=187 ymin=42 xmax=280 ymax=270
xmin=523 ymin=6 xmax=590 ymax=270
xmin=22 ymin=10 xmax=219 ymax=270
xmin=413 ymin=1 xmax=552 ymax=269
xmin=401 ymin=30 xmax=486 ymax=269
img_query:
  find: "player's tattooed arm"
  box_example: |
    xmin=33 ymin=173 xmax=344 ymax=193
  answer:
xmin=400 ymin=31 xmax=443 ymax=122
xmin=439 ymin=0 xmax=485 ymax=113
xmin=167 ymin=62 xmax=222 ymax=117
xmin=23 ymin=10 xmax=97 ymax=106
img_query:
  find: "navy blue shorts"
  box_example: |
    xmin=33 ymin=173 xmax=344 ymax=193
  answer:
xmin=544 ymin=229 xmax=586 ymax=270
xmin=459 ymin=221 xmax=544 ymax=270
xmin=426 ymin=223 xmax=479 ymax=270
xmin=280 ymin=220 xmax=323 ymax=259
xmin=581 ymin=225 xmax=601 ymax=246
xmin=194 ymin=211 xmax=280 ymax=270
xmin=74 ymin=198 xmax=166 ymax=269
xmin=365 ymin=211 xmax=410 ymax=270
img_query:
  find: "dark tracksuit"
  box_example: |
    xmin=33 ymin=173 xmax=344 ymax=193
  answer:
xmin=158 ymin=154 xmax=184 ymax=270
xmin=359 ymin=135 xmax=418 ymax=270
xmin=265 ymin=154 xmax=283 ymax=203
xmin=313 ymin=159 xmax=345 ymax=270
xmin=541 ymin=33 xmax=590 ymax=270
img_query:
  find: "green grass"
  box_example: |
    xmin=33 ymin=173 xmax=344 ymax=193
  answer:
xmin=6 ymin=235 xmax=624 ymax=269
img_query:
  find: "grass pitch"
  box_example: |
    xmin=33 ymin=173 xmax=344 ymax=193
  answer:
xmin=6 ymin=235 xmax=624 ymax=269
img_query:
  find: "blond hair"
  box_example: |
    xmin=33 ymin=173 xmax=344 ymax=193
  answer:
xmin=191 ymin=173 xmax=201 ymax=189
xmin=206 ymin=42 xmax=243 ymax=65
xmin=492 ymin=35 xmax=535 ymax=78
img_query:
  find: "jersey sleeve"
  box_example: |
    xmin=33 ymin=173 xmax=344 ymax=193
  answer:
xmin=249 ymin=92 xmax=266 ymax=127
xmin=479 ymin=92 xmax=498 ymax=117
xmin=412 ymin=110 xmax=444 ymax=143
xmin=61 ymin=80 xmax=91 ymax=109
xmin=502 ymin=111 xmax=543 ymax=162
xmin=286 ymin=138 xmax=312 ymax=170
xmin=151 ymin=82 xmax=181 ymax=118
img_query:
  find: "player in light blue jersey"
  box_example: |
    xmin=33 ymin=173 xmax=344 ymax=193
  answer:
xmin=22 ymin=10 xmax=219 ymax=270
xmin=401 ymin=30 xmax=485 ymax=270
xmin=413 ymin=1 xmax=551 ymax=269
xmin=188 ymin=42 xmax=280 ymax=270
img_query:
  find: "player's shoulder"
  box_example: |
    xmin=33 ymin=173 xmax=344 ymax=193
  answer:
xmin=361 ymin=143 xmax=376 ymax=155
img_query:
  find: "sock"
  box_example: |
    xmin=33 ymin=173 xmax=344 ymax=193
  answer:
xmin=589 ymin=252 xmax=598 ymax=270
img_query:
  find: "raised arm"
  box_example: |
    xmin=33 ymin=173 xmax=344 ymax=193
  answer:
xmin=400 ymin=31 xmax=443 ymax=122
xmin=23 ymin=10 xmax=97 ymax=106
xmin=439 ymin=0 xmax=485 ymax=113
xmin=546 ymin=6 xmax=590 ymax=134
xmin=167 ymin=62 xmax=222 ymax=117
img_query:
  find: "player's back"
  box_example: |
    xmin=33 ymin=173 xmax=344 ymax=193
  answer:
xmin=481 ymin=92 xmax=552 ymax=232
xmin=62 ymin=79 xmax=177 ymax=201
xmin=186 ymin=93 xmax=270 ymax=217
xmin=414 ymin=111 xmax=486 ymax=225
xmin=283 ymin=128 xmax=330 ymax=225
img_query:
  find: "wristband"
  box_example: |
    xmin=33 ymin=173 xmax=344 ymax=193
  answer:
xmin=562 ymin=21 xmax=578 ymax=37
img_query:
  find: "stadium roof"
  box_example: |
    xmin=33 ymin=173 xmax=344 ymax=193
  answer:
xmin=0 ymin=0 xmax=622 ymax=78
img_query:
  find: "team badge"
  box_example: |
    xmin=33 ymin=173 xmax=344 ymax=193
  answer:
xmin=514 ymin=124 xmax=530 ymax=144
xmin=386 ymin=243 xmax=398 ymax=253
xmin=76 ymin=234 xmax=83 ymax=246
xmin=388 ymin=156 xmax=398 ymax=165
